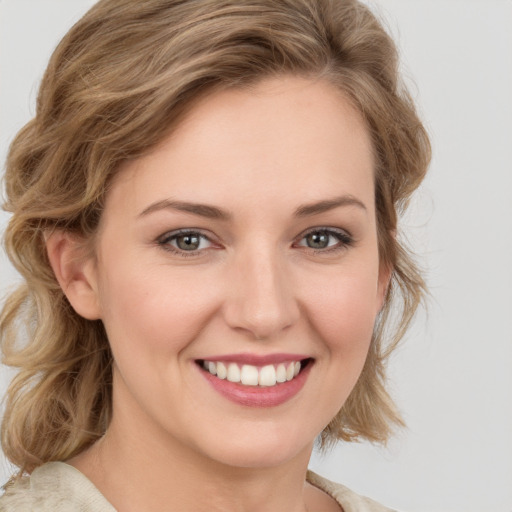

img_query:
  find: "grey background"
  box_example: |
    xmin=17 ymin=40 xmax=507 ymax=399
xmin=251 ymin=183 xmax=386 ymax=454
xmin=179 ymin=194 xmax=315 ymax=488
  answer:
xmin=1 ymin=1 xmax=511 ymax=511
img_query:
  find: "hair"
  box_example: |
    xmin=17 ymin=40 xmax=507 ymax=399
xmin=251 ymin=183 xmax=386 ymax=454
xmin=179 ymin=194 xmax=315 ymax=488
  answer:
xmin=1 ymin=0 xmax=430 ymax=477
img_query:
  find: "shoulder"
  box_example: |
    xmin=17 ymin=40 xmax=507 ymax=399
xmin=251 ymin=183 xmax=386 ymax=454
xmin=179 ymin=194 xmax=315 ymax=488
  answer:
xmin=0 ymin=462 xmax=115 ymax=512
xmin=306 ymin=470 xmax=400 ymax=512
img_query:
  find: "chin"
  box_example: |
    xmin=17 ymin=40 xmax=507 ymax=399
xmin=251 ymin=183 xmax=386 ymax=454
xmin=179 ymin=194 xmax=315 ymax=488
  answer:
xmin=187 ymin=422 xmax=315 ymax=470
xmin=205 ymin=444 xmax=309 ymax=470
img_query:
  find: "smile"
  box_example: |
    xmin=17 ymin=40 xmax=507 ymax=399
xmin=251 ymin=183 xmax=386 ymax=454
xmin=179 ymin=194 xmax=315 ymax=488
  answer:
xmin=200 ymin=360 xmax=304 ymax=387
xmin=196 ymin=356 xmax=313 ymax=407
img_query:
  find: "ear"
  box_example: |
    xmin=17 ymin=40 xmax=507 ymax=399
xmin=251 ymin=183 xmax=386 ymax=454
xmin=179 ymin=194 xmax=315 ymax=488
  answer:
xmin=45 ymin=230 xmax=101 ymax=320
xmin=376 ymin=260 xmax=393 ymax=313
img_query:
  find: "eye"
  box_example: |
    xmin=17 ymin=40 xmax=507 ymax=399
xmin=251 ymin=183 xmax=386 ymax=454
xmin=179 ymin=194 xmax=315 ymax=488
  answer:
xmin=157 ymin=229 xmax=214 ymax=255
xmin=295 ymin=228 xmax=353 ymax=252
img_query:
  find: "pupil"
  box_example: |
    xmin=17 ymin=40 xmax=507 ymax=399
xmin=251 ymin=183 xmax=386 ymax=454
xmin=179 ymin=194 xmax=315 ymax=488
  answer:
xmin=177 ymin=234 xmax=200 ymax=250
xmin=307 ymin=232 xmax=328 ymax=249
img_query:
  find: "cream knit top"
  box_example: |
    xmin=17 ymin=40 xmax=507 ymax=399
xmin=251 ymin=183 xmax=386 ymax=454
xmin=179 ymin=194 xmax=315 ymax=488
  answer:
xmin=0 ymin=462 xmax=397 ymax=511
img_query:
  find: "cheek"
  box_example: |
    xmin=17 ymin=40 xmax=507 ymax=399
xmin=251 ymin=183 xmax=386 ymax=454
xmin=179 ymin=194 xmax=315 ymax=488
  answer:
xmin=96 ymin=261 xmax=220 ymax=362
xmin=293 ymin=266 xmax=380 ymax=429
xmin=301 ymin=267 xmax=379 ymax=356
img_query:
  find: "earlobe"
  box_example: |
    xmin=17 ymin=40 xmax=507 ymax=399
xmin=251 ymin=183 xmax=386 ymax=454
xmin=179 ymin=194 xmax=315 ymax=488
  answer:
xmin=45 ymin=230 xmax=101 ymax=320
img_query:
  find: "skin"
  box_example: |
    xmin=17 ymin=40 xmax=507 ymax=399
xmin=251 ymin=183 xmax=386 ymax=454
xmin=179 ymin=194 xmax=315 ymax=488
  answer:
xmin=49 ymin=75 xmax=390 ymax=512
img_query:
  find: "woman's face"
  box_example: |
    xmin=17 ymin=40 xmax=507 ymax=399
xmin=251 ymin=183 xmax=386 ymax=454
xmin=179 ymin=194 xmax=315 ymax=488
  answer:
xmin=87 ymin=76 xmax=388 ymax=468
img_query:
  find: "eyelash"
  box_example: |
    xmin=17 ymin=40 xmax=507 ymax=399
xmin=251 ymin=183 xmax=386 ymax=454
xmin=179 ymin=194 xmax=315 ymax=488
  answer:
xmin=157 ymin=229 xmax=215 ymax=258
xmin=157 ymin=227 xmax=354 ymax=257
xmin=294 ymin=227 xmax=354 ymax=254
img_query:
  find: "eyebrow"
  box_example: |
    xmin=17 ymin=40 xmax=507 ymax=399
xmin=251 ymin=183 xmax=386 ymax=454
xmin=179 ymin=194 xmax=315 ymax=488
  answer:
xmin=294 ymin=195 xmax=367 ymax=217
xmin=138 ymin=194 xmax=367 ymax=220
xmin=139 ymin=199 xmax=232 ymax=220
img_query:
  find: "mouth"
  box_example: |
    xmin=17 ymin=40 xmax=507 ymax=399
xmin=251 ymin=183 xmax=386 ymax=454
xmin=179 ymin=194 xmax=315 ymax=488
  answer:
xmin=196 ymin=358 xmax=313 ymax=388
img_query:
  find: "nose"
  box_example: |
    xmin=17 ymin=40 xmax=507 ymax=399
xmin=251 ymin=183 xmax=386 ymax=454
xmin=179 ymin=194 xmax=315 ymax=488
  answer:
xmin=222 ymin=245 xmax=300 ymax=340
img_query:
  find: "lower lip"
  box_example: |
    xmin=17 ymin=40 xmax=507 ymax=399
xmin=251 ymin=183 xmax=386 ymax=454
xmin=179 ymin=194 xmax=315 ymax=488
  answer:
xmin=198 ymin=362 xmax=312 ymax=408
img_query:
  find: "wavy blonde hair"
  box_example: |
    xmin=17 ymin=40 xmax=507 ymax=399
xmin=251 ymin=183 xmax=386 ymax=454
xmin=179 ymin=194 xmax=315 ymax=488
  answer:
xmin=1 ymin=0 xmax=430 ymax=477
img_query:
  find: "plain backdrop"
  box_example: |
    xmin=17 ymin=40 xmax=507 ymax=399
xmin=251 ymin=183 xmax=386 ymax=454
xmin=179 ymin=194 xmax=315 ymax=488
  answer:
xmin=1 ymin=1 xmax=511 ymax=511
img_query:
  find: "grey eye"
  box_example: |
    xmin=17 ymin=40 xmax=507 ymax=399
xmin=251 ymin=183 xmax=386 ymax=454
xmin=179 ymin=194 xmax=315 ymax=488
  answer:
xmin=175 ymin=234 xmax=201 ymax=251
xmin=296 ymin=228 xmax=353 ymax=252
xmin=159 ymin=230 xmax=213 ymax=254
xmin=305 ymin=231 xmax=330 ymax=249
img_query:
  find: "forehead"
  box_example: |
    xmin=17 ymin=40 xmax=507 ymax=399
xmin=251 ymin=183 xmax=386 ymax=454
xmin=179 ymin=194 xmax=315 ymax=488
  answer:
xmin=109 ymin=76 xmax=375 ymax=218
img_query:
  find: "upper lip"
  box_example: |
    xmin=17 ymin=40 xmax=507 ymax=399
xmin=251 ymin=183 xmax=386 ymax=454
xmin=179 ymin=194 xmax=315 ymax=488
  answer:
xmin=197 ymin=353 xmax=312 ymax=366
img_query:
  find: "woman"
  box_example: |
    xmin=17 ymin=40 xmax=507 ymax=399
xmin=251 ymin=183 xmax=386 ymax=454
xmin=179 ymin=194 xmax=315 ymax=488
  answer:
xmin=0 ymin=0 xmax=430 ymax=510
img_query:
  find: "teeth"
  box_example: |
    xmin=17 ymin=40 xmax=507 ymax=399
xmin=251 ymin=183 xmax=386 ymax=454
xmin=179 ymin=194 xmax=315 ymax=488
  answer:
xmin=216 ymin=362 xmax=227 ymax=379
xmin=286 ymin=362 xmax=295 ymax=381
xmin=227 ymin=363 xmax=241 ymax=383
xmin=203 ymin=360 xmax=306 ymax=387
xmin=276 ymin=364 xmax=287 ymax=383
xmin=240 ymin=365 xmax=259 ymax=386
xmin=259 ymin=365 xmax=277 ymax=386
